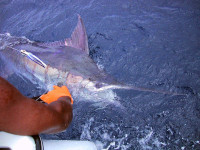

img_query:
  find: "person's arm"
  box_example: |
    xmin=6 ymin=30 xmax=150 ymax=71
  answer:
xmin=0 ymin=77 xmax=73 ymax=135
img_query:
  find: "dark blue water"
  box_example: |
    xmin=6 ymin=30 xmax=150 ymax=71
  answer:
xmin=1 ymin=0 xmax=200 ymax=149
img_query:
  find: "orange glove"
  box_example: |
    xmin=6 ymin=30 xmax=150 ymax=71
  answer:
xmin=40 ymin=85 xmax=73 ymax=104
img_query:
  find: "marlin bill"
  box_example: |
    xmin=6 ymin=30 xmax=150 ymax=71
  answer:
xmin=0 ymin=15 xmax=185 ymax=106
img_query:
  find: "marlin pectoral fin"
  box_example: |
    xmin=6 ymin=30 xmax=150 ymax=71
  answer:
xmin=20 ymin=50 xmax=47 ymax=68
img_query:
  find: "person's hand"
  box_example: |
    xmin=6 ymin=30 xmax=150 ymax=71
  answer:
xmin=40 ymin=85 xmax=73 ymax=104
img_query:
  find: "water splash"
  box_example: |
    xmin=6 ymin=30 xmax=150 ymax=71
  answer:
xmin=138 ymin=127 xmax=166 ymax=150
xmin=80 ymin=117 xmax=131 ymax=150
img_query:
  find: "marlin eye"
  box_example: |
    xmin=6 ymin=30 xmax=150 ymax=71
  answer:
xmin=95 ymin=83 xmax=103 ymax=89
xmin=57 ymin=82 xmax=63 ymax=87
xmin=21 ymin=50 xmax=26 ymax=53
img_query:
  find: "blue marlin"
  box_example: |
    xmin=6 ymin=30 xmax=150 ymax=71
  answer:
xmin=0 ymin=15 xmax=185 ymax=106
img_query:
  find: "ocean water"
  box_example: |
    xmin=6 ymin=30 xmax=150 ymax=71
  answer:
xmin=1 ymin=0 xmax=200 ymax=149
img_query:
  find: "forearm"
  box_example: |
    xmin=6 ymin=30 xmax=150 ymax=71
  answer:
xmin=43 ymin=97 xmax=73 ymax=134
xmin=0 ymin=77 xmax=25 ymax=107
xmin=0 ymin=77 xmax=73 ymax=135
xmin=1 ymin=97 xmax=73 ymax=135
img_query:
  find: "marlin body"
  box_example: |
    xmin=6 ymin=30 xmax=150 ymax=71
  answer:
xmin=0 ymin=15 xmax=185 ymax=106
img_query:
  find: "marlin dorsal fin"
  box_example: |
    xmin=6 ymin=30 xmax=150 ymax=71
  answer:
xmin=65 ymin=15 xmax=89 ymax=55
